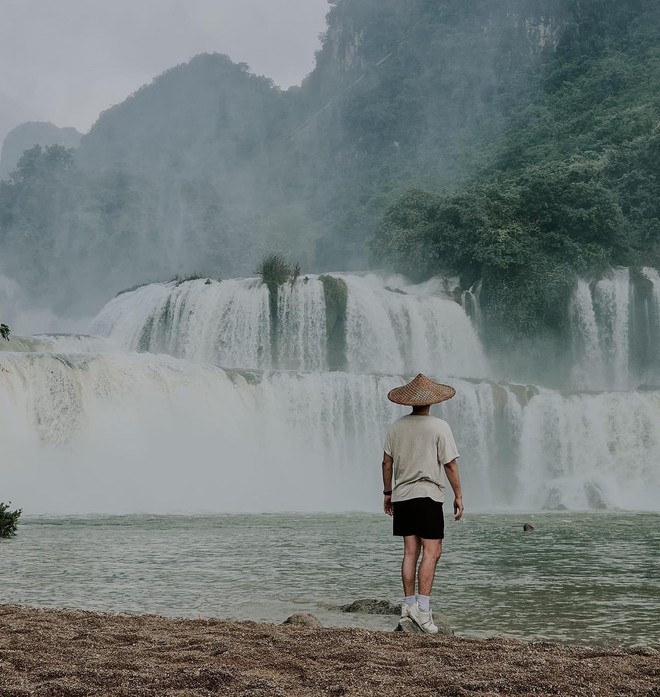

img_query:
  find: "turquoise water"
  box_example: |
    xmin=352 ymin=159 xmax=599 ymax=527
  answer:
xmin=1 ymin=512 xmax=658 ymax=646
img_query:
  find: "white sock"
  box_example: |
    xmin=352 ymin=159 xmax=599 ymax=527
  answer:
xmin=417 ymin=595 xmax=430 ymax=612
xmin=404 ymin=595 xmax=416 ymax=606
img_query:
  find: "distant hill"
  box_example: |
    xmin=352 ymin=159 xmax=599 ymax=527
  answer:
xmin=0 ymin=122 xmax=81 ymax=178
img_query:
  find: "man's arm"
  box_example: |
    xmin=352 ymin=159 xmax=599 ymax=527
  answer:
xmin=443 ymin=458 xmax=464 ymax=521
xmin=382 ymin=452 xmax=393 ymax=516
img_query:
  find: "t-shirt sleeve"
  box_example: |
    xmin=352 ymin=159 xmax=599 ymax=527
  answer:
xmin=384 ymin=426 xmax=393 ymax=457
xmin=437 ymin=422 xmax=460 ymax=465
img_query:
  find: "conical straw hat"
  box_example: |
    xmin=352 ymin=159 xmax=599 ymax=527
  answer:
xmin=387 ymin=373 xmax=456 ymax=406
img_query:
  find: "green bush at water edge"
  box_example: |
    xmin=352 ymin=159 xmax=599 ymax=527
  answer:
xmin=0 ymin=502 xmax=22 ymax=539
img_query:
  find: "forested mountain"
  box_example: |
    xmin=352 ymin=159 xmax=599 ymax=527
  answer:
xmin=0 ymin=122 xmax=81 ymax=178
xmin=0 ymin=0 xmax=658 ymax=322
xmin=373 ymin=0 xmax=660 ymax=337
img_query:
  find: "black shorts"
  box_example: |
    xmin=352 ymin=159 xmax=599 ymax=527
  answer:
xmin=393 ymin=497 xmax=444 ymax=539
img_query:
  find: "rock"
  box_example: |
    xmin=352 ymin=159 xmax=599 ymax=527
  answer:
xmin=395 ymin=616 xmax=454 ymax=636
xmin=523 ymin=523 xmax=535 ymax=532
xmin=630 ymin=644 xmax=658 ymax=656
xmin=341 ymin=599 xmax=400 ymax=615
xmin=282 ymin=613 xmax=322 ymax=628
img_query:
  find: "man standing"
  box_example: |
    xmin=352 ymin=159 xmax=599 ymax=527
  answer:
xmin=382 ymin=373 xmax=464 ymax=634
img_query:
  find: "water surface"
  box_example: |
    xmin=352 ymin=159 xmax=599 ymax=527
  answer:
xmin=1 ymin=512 xmax=658 ymax=646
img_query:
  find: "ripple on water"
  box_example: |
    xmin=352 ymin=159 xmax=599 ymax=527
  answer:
xmin=1 ymin=512 xmax=658 ymax=644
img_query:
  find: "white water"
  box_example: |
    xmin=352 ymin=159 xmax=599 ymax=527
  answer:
xmin=91 ymin=279 xmax=272 ymax=370
xmin=90 ymin=274 xmax=488 ymax=377
xmin=276 ymin=279 xmax=327 ymax=370
xmin=341 ymin=275 xmax=488 ymax=377
xmin=3 ymin=270 xmax=660 ymax=513
xmin=569 ymin=268 xmax=633 ymax=390
xmin=1 ymin=351 xmax=658 ymax=514
xmin=641 ymin=267 xmax=660 ymax=378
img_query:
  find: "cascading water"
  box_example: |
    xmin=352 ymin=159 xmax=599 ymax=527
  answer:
xmin=568 ymin=267 xmax=660 ymax=390
xmin=90 ymin=279 xmax=272 ymax=369
xmin=90 ymin=274 xmax=489 ymax=377
xmin=640 ymin=267 xmax=660 ymax=381
xmin=276 ymin=280 xmax=327 ymax=371
xmin=341 ymin=275 xmax=488 ymax=377
xmin=569 ymin=268 xmax=634 ymax=390
xmin=2 ymin=270 xmax=660 ymax=513
xmin=1 ymin=352 xmax=658 ymax=513
xmin=570 ymin=278 xmax=607 ymax=389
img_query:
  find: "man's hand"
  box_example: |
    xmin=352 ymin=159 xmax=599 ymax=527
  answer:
xmin=382 ymin=451 xmax=393 ymax=516
xmin=443 ymin=459 xmax=464 ymax=521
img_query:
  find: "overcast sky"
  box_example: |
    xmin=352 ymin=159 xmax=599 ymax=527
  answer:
xmin=0 ymin=0 xmax=330 ymax=144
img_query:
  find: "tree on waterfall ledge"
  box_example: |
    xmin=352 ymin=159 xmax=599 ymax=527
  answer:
xmin=1 ymin=324 xmax=10 ymax=340
xmin=0 ymin=502 xmax=22 ymax=538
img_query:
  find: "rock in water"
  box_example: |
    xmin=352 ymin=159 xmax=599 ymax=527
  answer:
xmin=341 ymin=599 xmax=400 ymax=615
xmin=395 ymin=616 xmax=454 ymax=636
xmin=282 ymin=613 xmax=322 ymax=628
xmin=523 ymin=523 xmax=535 ymax=532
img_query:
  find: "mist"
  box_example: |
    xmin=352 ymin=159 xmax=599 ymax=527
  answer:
xmin=1 ymin=0 xmax=659 ymax=516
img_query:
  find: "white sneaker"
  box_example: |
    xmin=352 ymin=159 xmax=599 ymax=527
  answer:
xmin=401 ymin=602 xmax=414 ymax=619
xmin=409 ymin=603 xmax=439 ymax=634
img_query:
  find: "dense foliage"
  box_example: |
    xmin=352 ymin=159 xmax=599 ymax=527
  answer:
xmin=372 ymin=0 xmax=660 ymax=337
xmin=0 ymin=323 xmax=9 ymax=340
xmin=0 ymin=501 xmax=21 ymax=538
xmin=0 ymin=0 xmax=658 ymax=334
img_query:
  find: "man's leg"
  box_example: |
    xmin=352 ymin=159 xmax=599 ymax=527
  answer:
xmin=401 ymin=535 xmax=421 ymax=597
xmin=418 ymin=538 xmax=442 ymax=597
xmin=408 ymin=537 xmax=443 ymax=633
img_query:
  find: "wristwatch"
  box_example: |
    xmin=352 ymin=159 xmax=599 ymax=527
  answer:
xmin=383 ymin=489 xmax=392 ymax=495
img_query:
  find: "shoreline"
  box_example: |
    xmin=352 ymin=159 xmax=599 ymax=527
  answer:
xmin=1 ymin=604 xmax=657 ymax=696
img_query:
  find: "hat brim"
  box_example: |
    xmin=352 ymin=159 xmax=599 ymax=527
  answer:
xmin=387 ymin=377 xmax=456 ymax=406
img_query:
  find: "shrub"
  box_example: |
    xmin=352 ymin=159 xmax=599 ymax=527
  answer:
xmin=0 ymin=502 xmax=22 ymax=538
xmin=0 ymin=324 xmax=10 ymax=340
xmin=256 ymin=254 xmax=295 ymax=287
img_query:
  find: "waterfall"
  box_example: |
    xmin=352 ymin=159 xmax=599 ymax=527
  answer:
xmin=91 ymin=279 xmax=272 ymax=370
xmin=517 ymin=388 xmax=660 ymax=511
xmin=461 ymin=281 xmax=483 ymax=329
xmin=641 ymin=267 xmax=660 ymax=380
xmin=1 ymin=351 xmax=658 ymax=513
xmin=341 ymin=275 xmax=488 ymax=377
xmin=0 ymin=334 xmax=114 ymax=354
xmin=3 ymin=268 xmax=660 ymax=514
xmin=570 ymin=278 xmax=607 ymax=388
xmin=569 ymin=268 xmax=633 ymax=390
xmin=276 ymin=279 xmax=327 ymax=371
xmin=90 ymin=274 xmax=489 ymax=377
xmin=593 ymin=267 xmax=631 ymax=388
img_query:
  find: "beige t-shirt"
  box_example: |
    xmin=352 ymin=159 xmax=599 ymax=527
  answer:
xmin=384 ymin=415 xmax=460 ymax=503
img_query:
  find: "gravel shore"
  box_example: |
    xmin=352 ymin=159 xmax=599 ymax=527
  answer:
xmin=0 ymin=604 xmax=657 ymax=696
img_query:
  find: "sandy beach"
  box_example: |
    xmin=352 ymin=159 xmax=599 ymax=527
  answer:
xmin=0 ymin=604 xmax=657 ymax=696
